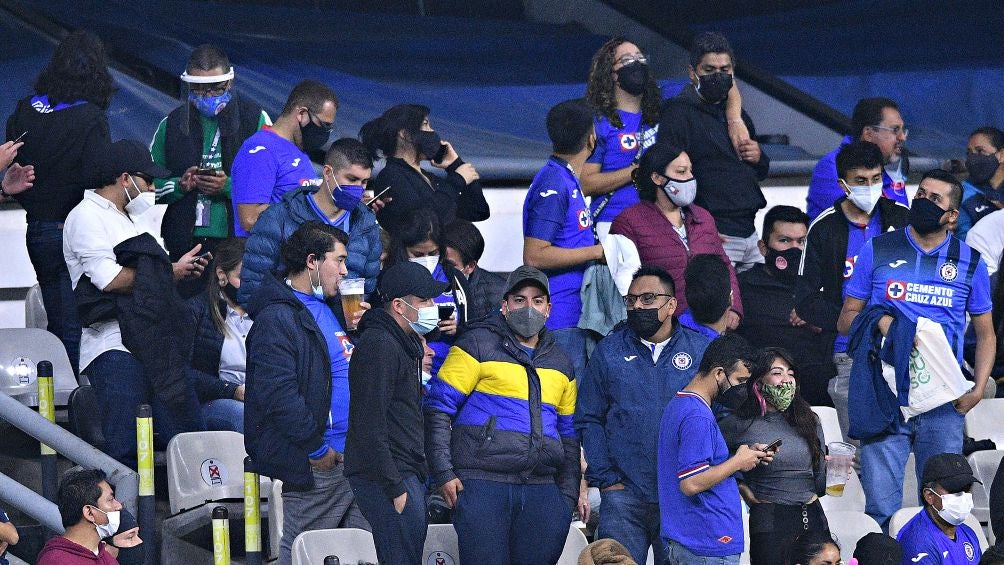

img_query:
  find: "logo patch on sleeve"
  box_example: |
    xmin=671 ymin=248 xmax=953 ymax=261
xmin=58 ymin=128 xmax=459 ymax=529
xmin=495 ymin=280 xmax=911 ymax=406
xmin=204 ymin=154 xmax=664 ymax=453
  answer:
xmin=717 ymin=535 xmax=733 ymax=544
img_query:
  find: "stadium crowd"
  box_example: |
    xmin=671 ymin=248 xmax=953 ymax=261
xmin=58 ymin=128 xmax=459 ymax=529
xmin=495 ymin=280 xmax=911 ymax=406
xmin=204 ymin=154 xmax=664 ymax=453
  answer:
xmin=3 ymin=25 xmax=1004 ymax=565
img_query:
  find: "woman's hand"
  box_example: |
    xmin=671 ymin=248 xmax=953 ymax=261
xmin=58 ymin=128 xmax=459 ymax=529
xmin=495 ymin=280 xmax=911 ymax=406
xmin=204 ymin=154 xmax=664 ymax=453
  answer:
xmin=430 ymin=141 xmax=460 ymax=169
xmin=438 ymin=316 xmax=458 ymax=336
xmin=455 ymin=163 xmax=480 ymax=185
xmin=738 ymin=483 xmax=761 ymax=505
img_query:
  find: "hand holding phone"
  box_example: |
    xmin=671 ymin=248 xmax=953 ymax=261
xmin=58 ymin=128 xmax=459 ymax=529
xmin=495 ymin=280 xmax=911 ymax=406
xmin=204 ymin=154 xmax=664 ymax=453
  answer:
xmin=765 ymin=438 xmax=783 ymax=453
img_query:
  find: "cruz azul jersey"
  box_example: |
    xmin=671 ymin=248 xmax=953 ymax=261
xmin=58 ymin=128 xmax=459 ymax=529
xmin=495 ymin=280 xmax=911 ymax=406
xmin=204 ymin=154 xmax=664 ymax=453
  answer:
xmin=522 ymin=156 xmax=595 ymax=330
xmin=587 ymin=110 xmax=659 ymax=223
xmin=845 ymin=228 xmax=992 ymax=363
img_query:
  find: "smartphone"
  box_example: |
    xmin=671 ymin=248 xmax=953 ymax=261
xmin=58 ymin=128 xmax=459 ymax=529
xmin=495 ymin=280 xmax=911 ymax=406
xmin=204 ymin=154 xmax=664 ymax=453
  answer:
xmin=12 ymin=131 xmax=27 ymax=143
xmin=195 ymin=168 xmax=219 ymax=176
xmin=366 ymin=186 xmax=391 ymax=207
xmin=191 ymin=251 xmax=212 ymax=263
xmin=432 ymin=143 xmax=449 ymax=164
xmin=438 ymin=303 xmax=455 ymax=321
xmin=765 ymin=438 xmax=783 ymax=453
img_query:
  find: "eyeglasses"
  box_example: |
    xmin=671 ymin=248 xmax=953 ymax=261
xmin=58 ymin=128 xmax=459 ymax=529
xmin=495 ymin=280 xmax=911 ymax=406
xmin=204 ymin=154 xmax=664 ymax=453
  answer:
xmin=615 ymin=54 xmax=648 ymax=67
xmin=190 ymin=81 xmax=230 ymax=97
xmin=623 ymin=292 xmax=673 ymax=307
xmin=869 ymin=124 xmax=908 ymax=137
xmin=308 ymin=110 xmax=334 ymax=133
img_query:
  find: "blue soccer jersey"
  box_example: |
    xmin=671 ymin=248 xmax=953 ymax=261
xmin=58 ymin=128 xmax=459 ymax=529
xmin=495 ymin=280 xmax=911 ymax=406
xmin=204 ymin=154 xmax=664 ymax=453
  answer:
xmin=658 ymin=391 xmax=744 ymax=557
xmin=844 ymin=229 xmax=992 ymax=363
xmin=896 ymin=507 xmax=981 ymax=564
xmin=587 ymin=111 xmax=658 ymax=223
xmin=231 ymin=128 xmax=317 ymax=236
xmin=522 ymin=157 xmax=596 ymax=330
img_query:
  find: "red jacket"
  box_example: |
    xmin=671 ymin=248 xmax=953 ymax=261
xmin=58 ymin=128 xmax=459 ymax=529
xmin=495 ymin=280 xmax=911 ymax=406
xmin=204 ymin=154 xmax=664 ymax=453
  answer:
xmin=610 ymin=201 xmax=743 ymax=317
xmin=36 ymin=536 xmax=118 ymax=565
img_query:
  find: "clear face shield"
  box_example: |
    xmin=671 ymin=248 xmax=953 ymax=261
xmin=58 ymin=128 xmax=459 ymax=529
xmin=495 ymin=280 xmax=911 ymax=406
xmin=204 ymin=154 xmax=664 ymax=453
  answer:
xmin=178 ymin=66 xmax=235 ymax=133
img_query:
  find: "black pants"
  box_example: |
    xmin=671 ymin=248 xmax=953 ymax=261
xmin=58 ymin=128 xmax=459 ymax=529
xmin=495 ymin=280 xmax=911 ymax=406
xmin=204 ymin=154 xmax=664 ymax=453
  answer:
xmin=748 ymin=499 xmax=829 ymax=565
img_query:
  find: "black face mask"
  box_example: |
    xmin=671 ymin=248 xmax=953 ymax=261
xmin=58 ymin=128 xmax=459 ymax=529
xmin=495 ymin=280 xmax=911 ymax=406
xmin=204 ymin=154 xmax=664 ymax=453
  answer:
xmin=413 ymin=130 xmax=443 ymax=162
xmin=766 ymin=247 xmax=802 ymax=284
xmin=717 ymin=375 xmax=748 ymax=411
xmin=616 ymin=62 xmax=649 ymax=96
xmin=627 ymin=307 xmax=663 ymax=340
xmin=966 ymin=153 xmax=999 ymax=186
xmin=695 ymin=71 xmax=733 ymax=105
xmin=300 ymin=118 xmax=331 ymax=153
xmin=909 ymin=197 xmax=948 ymax=236
xmin=221 ymin=283 xmax=239 ymax=304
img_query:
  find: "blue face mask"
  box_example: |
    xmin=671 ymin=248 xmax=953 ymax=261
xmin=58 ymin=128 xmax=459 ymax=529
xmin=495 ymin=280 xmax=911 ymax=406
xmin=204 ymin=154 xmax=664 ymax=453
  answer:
xmin=324 ymin=172 xmax=364 ymax=212
xmin=402 ymin=300 xmax=439 ymax=335
xmin=308 ymin=265 xmax=325 ymax=300
xmin=189 ymin=90 xmax=232 ymax=118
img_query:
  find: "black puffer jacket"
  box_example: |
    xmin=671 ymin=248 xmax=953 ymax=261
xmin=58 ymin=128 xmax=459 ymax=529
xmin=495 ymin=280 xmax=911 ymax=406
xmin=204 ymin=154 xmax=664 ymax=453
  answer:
xmin=465 ymin=267 xmax=506 ymax=323
xmin=186 ymin=294 xmax=240 ymax=403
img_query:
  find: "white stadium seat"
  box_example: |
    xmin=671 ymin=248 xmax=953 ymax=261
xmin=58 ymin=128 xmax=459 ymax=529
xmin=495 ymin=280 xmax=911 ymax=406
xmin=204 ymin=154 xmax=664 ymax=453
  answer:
xmin=811 ymin=406 xmax=844 ymax=444
xmin=825 ymin=510 xmax=882 ymax=562
xmin=0 ymin=328 xmax=77 ymax=407
xmin=557 ymin=524 xmax=590 ymax=565
xmin=819 ymin=471 xmax=866 ymax=513
xmin=291 ymin=528 xmax=378 ymax=565
xmin=968 ymin=450 xmax=1004 ymax=523
xmin=269 ymin=479 xmax=284 ymax=562
xmin=966 ymin=398 xmax=1004 ymax=447
xmin=423 ymin=523 xmax=460 ymax=565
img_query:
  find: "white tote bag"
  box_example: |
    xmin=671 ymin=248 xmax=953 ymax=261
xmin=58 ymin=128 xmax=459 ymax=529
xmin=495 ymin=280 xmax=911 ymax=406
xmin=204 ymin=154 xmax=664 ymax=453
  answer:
xmin=900 ymin=317 xmax=973 ymax=420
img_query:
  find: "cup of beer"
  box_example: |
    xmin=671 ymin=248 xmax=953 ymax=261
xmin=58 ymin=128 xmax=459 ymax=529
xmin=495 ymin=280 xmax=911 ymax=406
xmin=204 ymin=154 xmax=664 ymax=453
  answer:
xmin=825 ymin=441 xmax=856 ymax=496
xmin=338 ymin=278 xmax=365 ymax=330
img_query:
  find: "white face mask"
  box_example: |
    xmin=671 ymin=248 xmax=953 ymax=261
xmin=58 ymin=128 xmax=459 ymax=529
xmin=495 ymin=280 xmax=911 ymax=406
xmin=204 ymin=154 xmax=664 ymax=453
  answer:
xmin=930 ymin=490 xmax=974 ymax=526
xmin=842 ymin=180 xmax=883 ymax=215
xmin=89 ymin=506 xmax=120 ymax=539
xmin=409 ymin=255 xmax=439 ymax=276
xmin=124 ymin=176 xmax=156 ymax=216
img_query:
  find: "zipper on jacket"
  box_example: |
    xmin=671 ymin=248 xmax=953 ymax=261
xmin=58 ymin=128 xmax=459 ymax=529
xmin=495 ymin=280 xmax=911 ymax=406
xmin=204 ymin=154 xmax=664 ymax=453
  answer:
xmin=479 ymin=415 xmax=496 ymax=447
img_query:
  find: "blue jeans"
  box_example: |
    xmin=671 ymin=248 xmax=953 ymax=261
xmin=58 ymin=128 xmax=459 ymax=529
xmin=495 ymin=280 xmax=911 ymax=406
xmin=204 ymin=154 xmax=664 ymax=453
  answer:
xmin=26 ymin=221 xmax=81 ymax=373
xmin=201 ymin=399 xmax=244 ymax=433
xmin=452 ymin=478 xmax=571 ymax=565
xmin=551 ymin=327 xmax=594 ymax=380
xmin=349 ymin=474 xmax=427 ymax=565
xmin=664 ymin=539 xmax=740 ymax=565
xmin=84 ymin=350 xmax=204 ymax=468
xmin=599 ymin=488 xmax=665 ymax=564
xmin=860 ymin=401 xmax=965 ymax=530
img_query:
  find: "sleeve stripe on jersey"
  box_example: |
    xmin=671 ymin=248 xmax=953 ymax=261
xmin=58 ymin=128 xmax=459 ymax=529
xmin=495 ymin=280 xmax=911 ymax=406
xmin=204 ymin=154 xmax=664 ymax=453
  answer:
xmin=678 ymin=463 xmax=710 ymax=479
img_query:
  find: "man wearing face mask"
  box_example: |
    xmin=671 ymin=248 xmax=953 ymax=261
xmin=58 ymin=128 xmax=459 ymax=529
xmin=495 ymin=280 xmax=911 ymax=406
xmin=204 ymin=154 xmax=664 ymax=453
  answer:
xmin=658 ymin=334 xmax=769 ymax=564
xmin=425 ymin=266 xmax=580 ymax=565
xmin=37 ymin=469 xmax=142 ymax=565
xmin=151 ymin=44 xmax=270 ymax=296
xmin=958 ymin=126 xmax=1004 ymax=241
xmin=575 ymin=266 xmax=710 ymax=564
xmin=245 ymin=222 xmax=369 ymax=565
xmin=796 ymin=141 xmax=908 ymax=439
xmin=345 ymin=261 xmax=448 ymax=565
xmin=658 ymin=32 xmax=770 ymax=272
xmin=231 ymin=80 xmax=338 ymax=237
xmin=736 ymin=205 xmax=836 ymax=405
xmin=239 ymin=138 xmax=379 ymax=308
xmin=897 ymin=453 xmax=983 ymax=564
xmin=838 ymin=169 xmax=996 ymax=530
xmin=63 ymin=140 xmax=209 ymax=467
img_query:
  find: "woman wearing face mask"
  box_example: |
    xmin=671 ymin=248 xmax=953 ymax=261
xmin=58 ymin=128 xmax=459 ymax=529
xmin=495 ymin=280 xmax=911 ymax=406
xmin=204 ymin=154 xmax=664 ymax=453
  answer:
xmin=360 ymin=104 xmax=488 ymax=238
xmin=719 ymin=348 xmax=828 ymax=565
xmin=186 ymin=238 xmax=250 ymax=433
xmin=958 ymin=126 xmax=1004 ymax=241
xmin=610 ymin=141 xmax=742 ymax=325
xmin=385 ymin=209 xmax=469 ymax=377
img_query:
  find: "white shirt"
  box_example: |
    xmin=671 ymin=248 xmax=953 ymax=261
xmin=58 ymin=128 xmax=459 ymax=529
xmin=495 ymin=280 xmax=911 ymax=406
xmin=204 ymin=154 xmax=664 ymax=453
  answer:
xmin=219 ymin=304 xmax=251 ymax=385
xmin=966 ymin=209 xmax=1004 ymax=275
xmin=63 ymin=190 xmax=163 ymax=370
xmin=639 ymin=337 xmax=670 ymax=362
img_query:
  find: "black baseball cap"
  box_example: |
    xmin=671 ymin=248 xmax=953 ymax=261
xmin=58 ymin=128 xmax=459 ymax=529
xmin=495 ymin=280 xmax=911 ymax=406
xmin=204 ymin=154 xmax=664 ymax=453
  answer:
xmin=503 ymin=265 xmax=550 ymax=298
xmin=379 ymin=261 xmax=449 ymax=301
xmin=852 ymin=532 xmax=902 ymax=564
xmin=922 ymin=453 xmax=980 ymax=493
xmin=95 ymin=139 xmax=171 ymax=181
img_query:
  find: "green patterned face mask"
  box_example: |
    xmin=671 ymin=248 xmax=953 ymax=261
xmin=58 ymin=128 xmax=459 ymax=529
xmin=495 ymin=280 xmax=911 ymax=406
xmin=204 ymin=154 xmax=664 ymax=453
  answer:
xmin=761 ymin=381 xmax=796 ymax=412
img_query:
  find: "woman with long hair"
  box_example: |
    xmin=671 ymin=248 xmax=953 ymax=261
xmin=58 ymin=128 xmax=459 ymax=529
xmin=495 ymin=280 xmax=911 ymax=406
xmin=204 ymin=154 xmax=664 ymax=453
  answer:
xmin=186 ymin=238 xmax=250 ymax=432
xmin=784 ymin=531 xmax=841 ymax=565
xmin=359 ymin=104 xmax=488 ymax=237
xmin=6 ymin=30 xmax=114 ymax=374
xmin=720 ymin=347 xmax=828 ymax=565
xmin=609 ymin=141 xmax=742 ymax=325
xmin=583 ymin=36 xmax=748 ymax=240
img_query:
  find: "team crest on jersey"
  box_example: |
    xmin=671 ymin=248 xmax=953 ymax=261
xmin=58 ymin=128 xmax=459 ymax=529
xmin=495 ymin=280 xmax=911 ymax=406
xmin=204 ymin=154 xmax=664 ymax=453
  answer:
xmin=578 ymin=209 xmax=591 ymax=229
xmin=619 ymin=132 xmax=638 ymax=151
xmin=964 ymin=541 xmax=975 ymax=560
xmin=885 ymin=280 xmax=907 ymax=300
xmin=336 ymin=332 xmax=354 ymax=358
xmin=939 ymin=261 xmax=958 ymax=282
xmin=843 ymin=257 xmax=855 ymax=279
xmin=672 ymin=352 xmax=693 ymax=370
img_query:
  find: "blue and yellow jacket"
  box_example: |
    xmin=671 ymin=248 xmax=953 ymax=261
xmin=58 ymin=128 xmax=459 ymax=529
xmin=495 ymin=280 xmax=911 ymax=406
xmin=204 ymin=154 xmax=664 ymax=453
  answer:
xmin=423 ymin=313 xmax=581 ymax=506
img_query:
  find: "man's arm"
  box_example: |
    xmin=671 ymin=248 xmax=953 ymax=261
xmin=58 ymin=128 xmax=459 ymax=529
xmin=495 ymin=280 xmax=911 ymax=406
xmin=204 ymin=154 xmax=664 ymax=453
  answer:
xmin=238 ymin=208 xmax=284 ymax=308
xmin=523 ymin=237 xmax=603 ymax=271
xmin=580 ymin=161 xmax=637 ymax=197
xmin=794 ymin=228 xmax=842 ymax=330
xmin=836 ymin=296 xmax=868 ymax=336
xmin=679 ymin=445 xmax=764 ymax=496
xmin=574 ymin=353 xmax=624 ymax=489
xmin=238 ymin=203 xmax=269 ymax=234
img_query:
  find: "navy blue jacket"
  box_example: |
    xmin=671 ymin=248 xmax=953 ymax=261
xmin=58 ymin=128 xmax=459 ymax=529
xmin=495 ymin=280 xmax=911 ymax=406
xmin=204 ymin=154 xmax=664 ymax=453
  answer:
xmin=244 ymin=272 xmax=336 ymax=489
xmin=575 ymin=322 xmax=710 ymax=502
xmin=238 ymin=185 xmax=381 ymax=308
xmin=847 ymin=304 xmax=916 ymax=441
xmin=185 ymin=294 xmax=240 ymax=403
